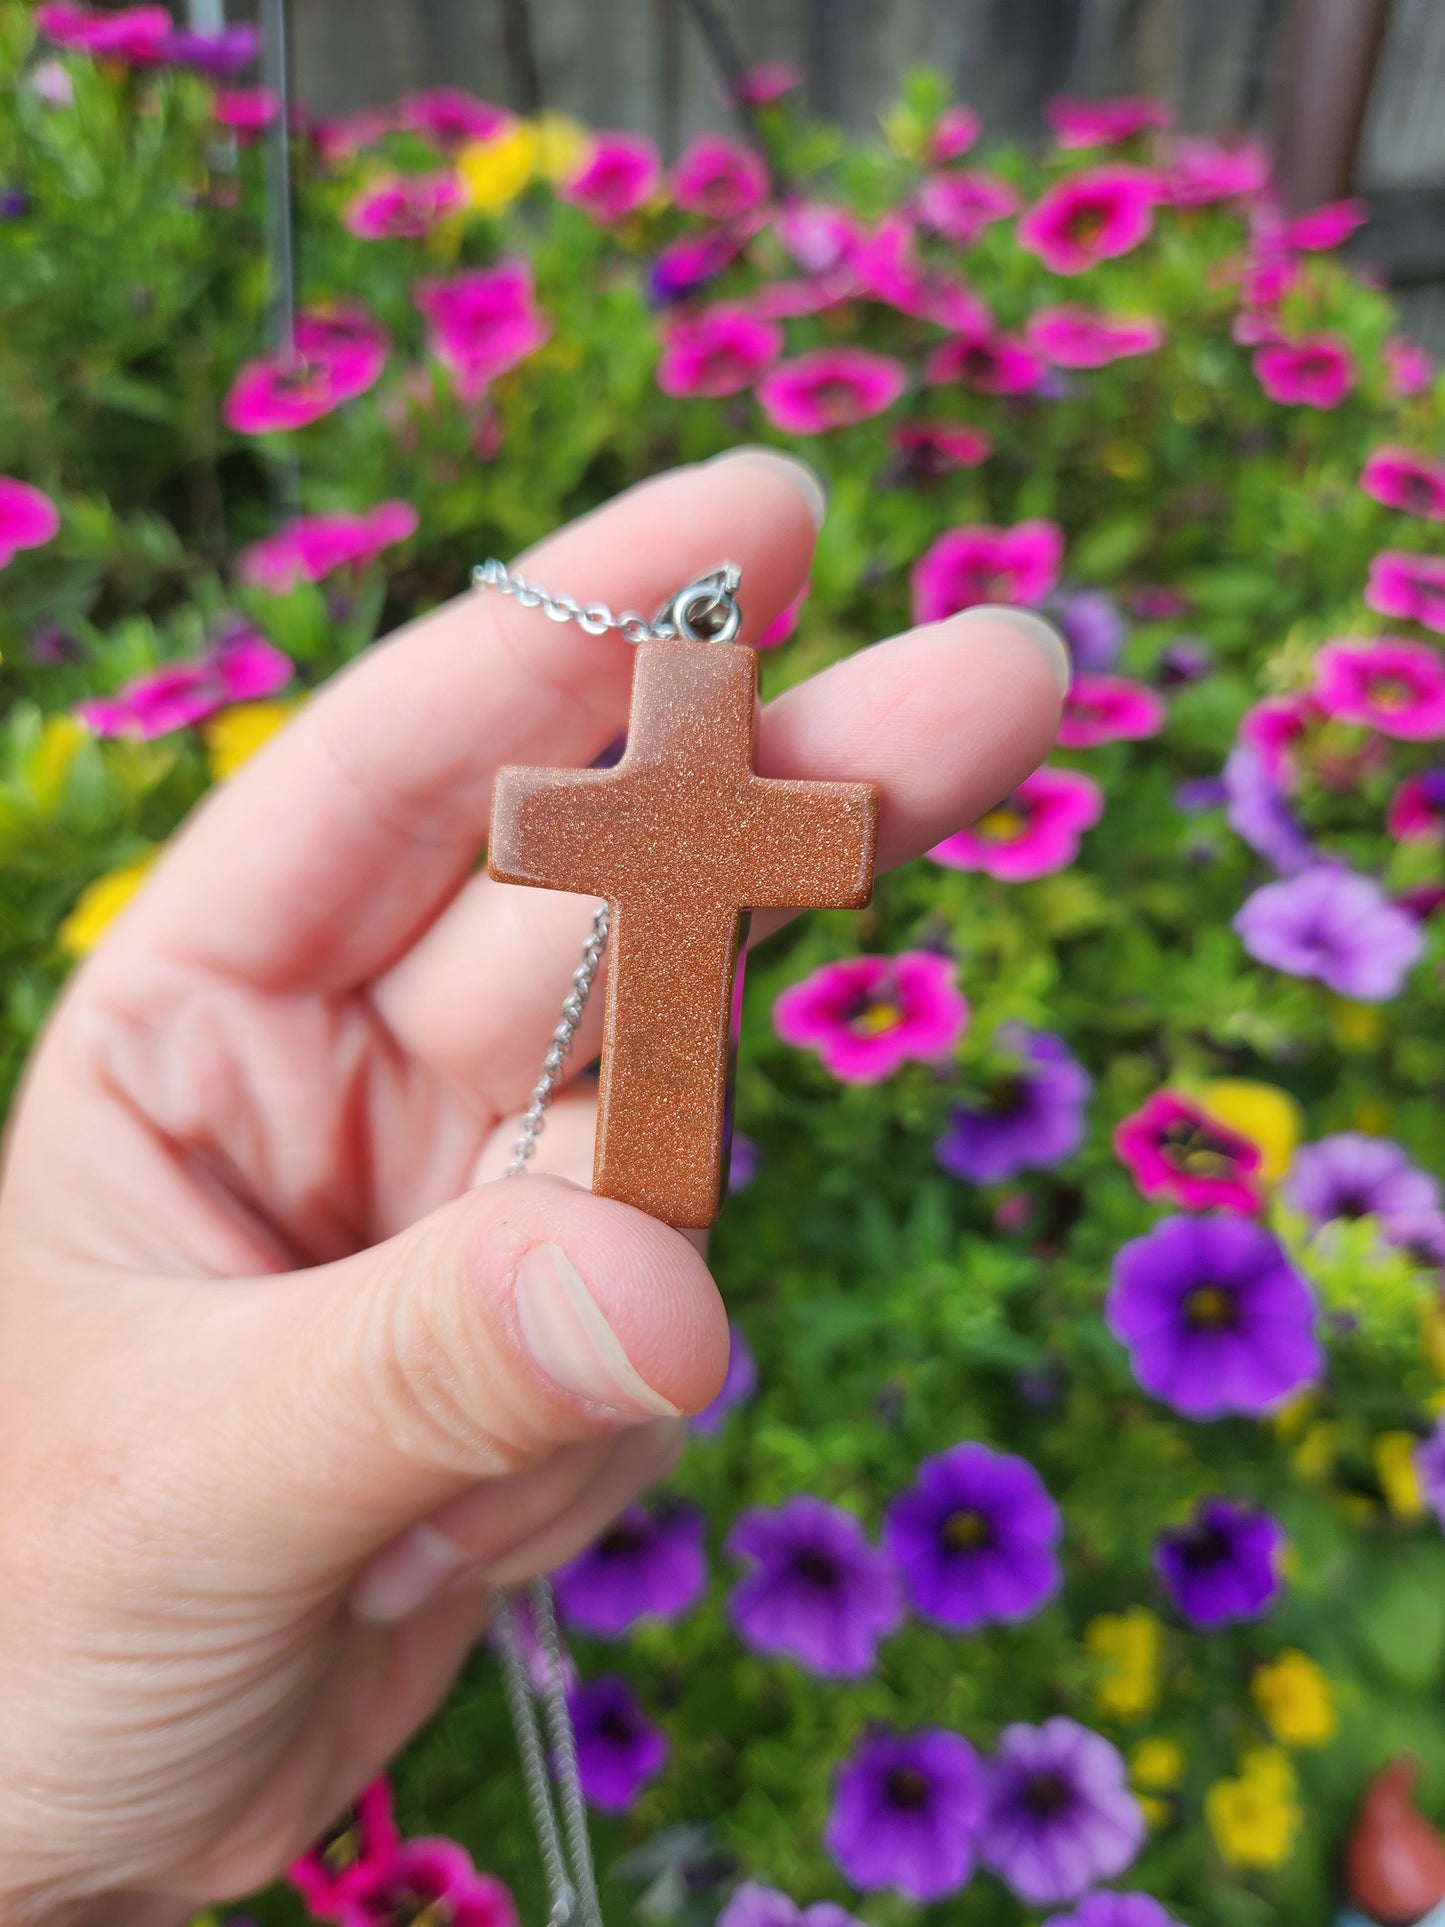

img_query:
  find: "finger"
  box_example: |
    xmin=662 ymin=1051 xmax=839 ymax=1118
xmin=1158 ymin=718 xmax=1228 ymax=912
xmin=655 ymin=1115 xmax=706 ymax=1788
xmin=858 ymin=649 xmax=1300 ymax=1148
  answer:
xmin=374 ymin=604 xmax=1068 ymax=1117
xmin=101 ymin=449 xmax=824 ymax=993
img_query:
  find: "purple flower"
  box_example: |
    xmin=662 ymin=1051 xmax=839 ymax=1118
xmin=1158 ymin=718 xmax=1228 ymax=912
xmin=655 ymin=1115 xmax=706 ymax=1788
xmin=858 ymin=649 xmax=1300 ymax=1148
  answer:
xmin=726 ymin=1496 xmax=903 ymax=1677
xmin=935 ymin=1027 xmax=1091 ymax=1183
xmin=0 ymin=185 xmax=29 ymax=219
xmin=978 ymin=1719 xmax=1145 ymax=1906
xmin=1154 ymin=1497 xmax=1283 ymax=1627
xmin=1043 ymin=1894 xmax=1186 ymax=1927
xmin=824 ymin=1726 xmax=985 ymax=1900
xmin=1415 ymin=1420 xmax=1445 ymax=1530
xmin=718 ymin=1885 xmax=863 ymax=1927
xmin=1106 ymin=1215 xmax=1322 ymax=1419
xmin=692 ymin=1321 xmax=758 ymax=1436
xmin=1283 ymin=1133 xmax=1440 ymax=1234
xmin=568 ymin=1675 xmax=667 ymax=1812
xmin=163 ymin=24 xmax=260 ymax=76
xmin=1051 ymin=589 xmax=1126 ymax=671
xmin=885 ymin=1443 xmax=1061 ymax=1631
xmin=1158 ymin=637 xmax=1213 ymax=687
xmin=1223 ymin=745 xmax=1314 ymax=875
xmin=552 ymin=1503 xmax=706 ymax=1636
xmin=1233 ymin=865 xmax=1424 ymax=1001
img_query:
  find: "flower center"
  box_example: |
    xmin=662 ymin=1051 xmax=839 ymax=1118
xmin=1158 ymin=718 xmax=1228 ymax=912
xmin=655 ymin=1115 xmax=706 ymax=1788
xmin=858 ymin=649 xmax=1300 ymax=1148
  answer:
xmin=1179 ymin=1524 xmax=1229 ymax=1571
xmin=1065 ymin=201 xmax=1109 ymax=247
xmin=961 ymin=342 xmax=997 ymax=381
xmin=883 ymin=1765 xmax=932 ymax=1812
xmin=1159 ymin=1118 xmax=1241 ymax=1178
xmin=810 ymin=376 xmax=862 ymax=422
xmin=272 ymin=359 xmax=331 ymax=403
xmin=318 ymin=1808 xmax=362 ymax=1872
xmin=1185 ymin=1284 xmax=1236 ymax=1329
xmin=376 ymin=1888 xmax=451 ymax=1927
xmin=1022 ymin=1770 xmax=1074 ymax=1819
xmin=1400 ymin=472 xmax=1441 ymax=515
xmin=597 ymin=1709 xmax=636 ymax=1746
xmin=1367 ymin=675 xmax=1415 ymax=710
xmin=597 ymin=1520 xmax=646 ymax=1560
xmin=943 ymin=1506 xmax=992 ymax=1550
xmin=843 ymin=980 xmax=904 ymax=1035
xmin=976 ymin=803 xmax=1027 ymax=842
xmin=791 ymin=1547 xmax=841 ymax=1589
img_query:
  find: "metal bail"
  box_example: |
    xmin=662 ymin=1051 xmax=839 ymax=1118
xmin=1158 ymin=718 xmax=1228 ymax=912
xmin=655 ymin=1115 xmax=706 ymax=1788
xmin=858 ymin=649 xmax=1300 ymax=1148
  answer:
xmin=653 ymin=564 xmax=743 ymax=644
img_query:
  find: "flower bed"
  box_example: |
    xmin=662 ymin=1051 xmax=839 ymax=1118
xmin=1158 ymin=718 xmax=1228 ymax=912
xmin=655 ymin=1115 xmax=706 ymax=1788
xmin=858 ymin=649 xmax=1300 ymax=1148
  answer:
xmin=2 ymin=11 xmax=1444 ymax=1925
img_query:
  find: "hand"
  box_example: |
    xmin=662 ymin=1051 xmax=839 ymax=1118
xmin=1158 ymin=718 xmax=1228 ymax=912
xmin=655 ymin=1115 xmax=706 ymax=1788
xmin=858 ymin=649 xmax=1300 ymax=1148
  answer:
xmin=0 ymin=450 xmax=1066 ymax=1924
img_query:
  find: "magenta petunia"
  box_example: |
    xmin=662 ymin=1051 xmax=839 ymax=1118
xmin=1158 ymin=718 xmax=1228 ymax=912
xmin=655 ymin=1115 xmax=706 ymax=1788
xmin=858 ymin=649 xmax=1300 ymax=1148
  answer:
xmin=731 ymin=60 xmax=802 ymax=105
xmin=223 ymin=306 xmax=390 ymax=434
xmin=0 ymin=477 xmax=61 ymax=569
xmin=288 ymin=1780 xmax=400 ymax=1917
xmin=928 ymin=104 xmax=982 ymax=162
xmin=1113 ymin=1090 xmax=1263 ymax=1214
xmin=1281 ymin=197 xmax=1369 ymax=251
xmin=774 ymin=201 xmax=862 ymax=281
xmin=1366 ymin=550 xmax=1445 ymax=633
xmin=854 ymin=216 xmax=990 ymax=333
xmin=912 ymin=521 xmax=1065 ymax=623
xmin=1234 ymin=864 xmax=1424 ymax=1001
xmin=213 ymin=86 xmax=280 ymax=134
xmin=893 ymin=421 xmax=992 ymax=476
xmin=930 ymin=767 xmax=1103 ymax=882
xmin=343 ymin=171 xmax=462 ymax=240
xmin=336 ymin=1837 xmax=517 ymax=1927
xmin=1384 ymin=335 xmax=1434 ymax=399
xmin=1254 ymin=334 xmax=1355 ymax=409
xmin=757 ymin=586 xmax=807 ymax=649
xmin=36 ymin=3 xmax=171 ymax=60
xmin=560 ymin=132 xmax=661 ymax=222
xmin=415 ymin=260 xmax=551 ymax=401
xmin=1388 ymin=771 xmax=1445 ymax=841
xmin=926 ymin=329 xmax=1044 ymax=396
xmin=655 ymin=304 xmax=782 ymax=398
xmin=1313 ymin=638 xmax=1445 ymax=740
xmin=756 ymin=348 xmax=908 ymax=434
xmin=1046 ymin=95 xmax=1171 ymax=149
xmin=672 ymin=133 xmax=768 ymax=221
xmin=1027 ymin=306 xmax=1164 ymax=369
xmin=649 ymin=225 xmax=751 ymax=303
xmin=917 ymin=169 xmax=1019 ymax=244
xmin=1362 ymin=447 xmax=1445 ymax=521
xmin=397 ymin=88 xmax=509 ymax=151
xmin=773 ymin=951 xmax=968 ymax=1084
xmin=1018 ymin=165 xmax=1163 ymax=275
xmin=1238 ymin=691 xmax=1315 ymax=786
xmin=77 ymin=629 xmax=293 ymax=738
xmin=238 ymin=501 xmax=419 ymax=593
xmin=1166 ymin=137 xmax=1270 ymax=206
xmin=1057 ymin=673 xmax=1166 ymax=748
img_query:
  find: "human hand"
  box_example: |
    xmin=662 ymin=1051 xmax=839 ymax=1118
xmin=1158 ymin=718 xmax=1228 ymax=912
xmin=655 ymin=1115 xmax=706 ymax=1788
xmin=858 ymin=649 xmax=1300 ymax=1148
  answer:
xmin=0 ymin=450 xmax=1066 ymax=1924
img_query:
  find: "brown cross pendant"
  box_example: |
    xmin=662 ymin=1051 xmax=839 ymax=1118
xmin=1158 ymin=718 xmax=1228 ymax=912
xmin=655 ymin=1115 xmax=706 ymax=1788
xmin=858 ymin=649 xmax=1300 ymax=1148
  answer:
xmin=487 ymin=613 xmax=878 ymax=1228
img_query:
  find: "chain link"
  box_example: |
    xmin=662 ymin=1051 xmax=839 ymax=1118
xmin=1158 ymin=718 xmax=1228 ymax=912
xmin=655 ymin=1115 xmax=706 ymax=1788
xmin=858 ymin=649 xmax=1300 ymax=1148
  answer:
xmin=505 ymin=905 xmax=611 ymax=1178
xmin=473 ymin=556 xmax=743 ymax=647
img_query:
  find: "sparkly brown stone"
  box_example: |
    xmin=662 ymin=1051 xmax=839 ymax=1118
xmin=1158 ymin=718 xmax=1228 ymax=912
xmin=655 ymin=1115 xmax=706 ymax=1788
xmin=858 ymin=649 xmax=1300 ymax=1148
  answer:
xmin=488 ymin=639 xmax=878 ymax=1227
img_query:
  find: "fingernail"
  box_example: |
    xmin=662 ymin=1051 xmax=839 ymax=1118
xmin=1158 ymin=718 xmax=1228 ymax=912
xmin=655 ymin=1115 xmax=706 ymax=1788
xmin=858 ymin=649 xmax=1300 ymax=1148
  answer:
xmin=514 ymin=1243 xmax=681 ymax=1418
xmin=954 ymin=604 xmax=1072 ymax=697
xmin=709 ymin=445 xmax=828 ymax=529
xmin=350 ymin=1522 xmax=467 ymax=1625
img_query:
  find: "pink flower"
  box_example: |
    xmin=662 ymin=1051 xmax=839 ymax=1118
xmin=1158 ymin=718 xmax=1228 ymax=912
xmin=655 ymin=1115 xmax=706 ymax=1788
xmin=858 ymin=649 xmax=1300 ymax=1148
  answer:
xmin=0 ymin=478 xmax=61 ymax=569
xmin=1057 ymin=673 xmax=1166 ymax=748
xmin=912 ymin=522 xmax=1064 ymax=623
xmin=854 ymin=216 xmax=990 ymax=332
xmin=223 ymin=305 xmax=390 ymax=434
xmin=1168 ymin=137 xmax=1270 ymax=206
xmin=1026 ymin=305 xmax=1164 ymax=368
xmin=1282 ymin=198 xmax=1368 ymax=251
xmin=756 ymin=348 xmax=907 ymax=433
xmin=1018 ymin=165 xmax=1163 ymax=274
xmin=758 ymin=587 xmax=807 ymax=649
xmin=1046 ymin=95 xmax=1170 ymax=149
xmin=213 ymin=87 xmax=280 ymax=134
xmin=917 ymin=170 xmax=1019 ymax=244
xmin=928 ymin=106 xmax=982 ymax=163
xmin=1313 ymin=638 xmax=1445 ymax=740
xmin=893 ymin=421 xmax=992 ymax=475
xmin=77 ymin=628 xmax=293 ymax=738
xmin=655 ymin=304 xmax=782 ymax=398
xmin=1253 ymin=335 xmax=1355 ymax=408
xmin=1114 ymin=1091 xmax=1263 ymax=1214
xmin=775 ymin=201 xmax=862 ymax=276
xmin=343 ymin=171 xmax=463 ymax=239
xmin=288 ymin=1780 xmax=399 ymax=1917
xmin=397 ymin=88 xmax=509 ymax=151
xmin=336 ymin=1838 xmax=518 ymax=1927
xmin=732 ymin=61 xmax=801 ymax=106
xmin=1366 ymin=552 xmax=1445 ymax=634
xmin=649 ymin=226 xmax=750 ymax=302
xmin=1388 ymin=772 xmax=1445 ymax=842
xmin=1239 ymin=693 xmax=1316 ymax=786
xmin=1361 ymin=447 xmax=1445 ymax=522
xmin=36 ymin=3 xmax=170 ymax=60
xmin=415 ymin=260 xmax=550 ymax=401
xmin=237 ymin=500 xmax=418 ymax=593
xmin=1384 ymin=335 xmax=1434 ymax=399
xmin=672 ymin=134 xmax=768 ymax=221
xmin=313 ymin=106 xmax=396 ymax=165
xmin=560 ymin=132 xmax=661 ymax=221
xmin=773 ymin=951 xmax=968 ymax=1084
xmin=926 ymin=329 xmax=1044 ymax=396
xmin=747 ymin=275 xmax=856 ymax=319
xmin=930 ymin=767 xmax=1103 ymax=880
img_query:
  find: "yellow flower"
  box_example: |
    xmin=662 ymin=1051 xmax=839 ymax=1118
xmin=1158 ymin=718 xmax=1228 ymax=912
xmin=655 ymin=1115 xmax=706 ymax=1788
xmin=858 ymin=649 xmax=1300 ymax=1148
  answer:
xmin=1102 ymin=439 xmax=1147 ymax=480
xmin=532 ymin=111 xmax=591 ymax=182
xmin=201 ymin=698 xmax=299 ymax=781
xmin=1291 ymin=1419 xmax=1340 ymax=1483
xmin=1085 ymin=1607 xmax=1162 ymax=1722
xmin=29 ymin=715 xmax=88 ymax=812
xmin=1333 ymin=999 xmax=1383 ymax=1051
xmin=1130 ymin=1736 xmax=1185 ymax=1829
xmin=1200 ymin=1079 xmax=1303 ymax=1187
xmin=1206 ymin=1749 xmax=1302 ymax=1870
xmin=1251 ymin=1650 xmax=1337 ymax=1748
xmin=1374 ymin=1430 xmax=1426 ymax=1520
xmin=57 ymin=850 xmax=158 ymax=957
xmin=458 ymin=121 xmax=537 ymax=212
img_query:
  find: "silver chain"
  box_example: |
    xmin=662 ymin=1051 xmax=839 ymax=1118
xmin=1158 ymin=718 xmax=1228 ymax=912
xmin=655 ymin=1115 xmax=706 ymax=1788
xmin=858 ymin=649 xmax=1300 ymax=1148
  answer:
xmin=505 ymin=906 xmax=611 ymax=1178
xmin=473 ymin=557 xmax=744 ymax=647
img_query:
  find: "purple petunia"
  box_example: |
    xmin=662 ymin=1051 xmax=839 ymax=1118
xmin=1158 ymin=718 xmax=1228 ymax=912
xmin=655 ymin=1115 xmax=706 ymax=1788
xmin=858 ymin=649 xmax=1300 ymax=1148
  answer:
xmin=552 ymin=1502 xmax=706 ymax=1636
xmin=1416 ymin=1420 xmax=1445 ymax=1531
xmin=1222 ymin=744 xmax=1314 ymax=875
xmin=978 ymin=1719 xmax=1145 ymax=1906
xmin=717 ymin=1883 xmax=864 ymax=1927
xmin=885 ymin=1443 xmax=1062 ymax=1631
xmin=568 ymin=1675 xmax=668 ymax=1812
xmin=1283 ymin=1133 xmax=1441 ymax=1236
xmin=935 ymin=1026 xmax=1092 ymax=1184
xmin=1154 ymin=1497 xmax=1284 ymax=1627
xmin=692 ymin=1321 xmax=758 ymax=1436
xmin=1106 ymin=1215 xmax=1323 ymax=1419
xmin=1043 ymin=1894 xmax=1186 ymax=1927
xmin=824 ymin=1726 xmax=985 ymax=1900
xmin=726 ymin=1496 xmax=903 ymax=1677
xmin=1233 ymin=864 xmax=1423 ymax=1001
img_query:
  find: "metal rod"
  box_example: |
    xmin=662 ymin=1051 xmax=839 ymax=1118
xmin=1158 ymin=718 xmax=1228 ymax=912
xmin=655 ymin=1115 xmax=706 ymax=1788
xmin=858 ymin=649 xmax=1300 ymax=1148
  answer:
xmin=260 ymin=0 xmax=297 ymax=367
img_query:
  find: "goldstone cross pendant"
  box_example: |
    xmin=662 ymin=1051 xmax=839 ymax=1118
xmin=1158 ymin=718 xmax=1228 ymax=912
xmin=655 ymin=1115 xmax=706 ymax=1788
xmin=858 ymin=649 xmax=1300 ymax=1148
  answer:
xmin=487 ymin=575 xmax=879 ymax=1229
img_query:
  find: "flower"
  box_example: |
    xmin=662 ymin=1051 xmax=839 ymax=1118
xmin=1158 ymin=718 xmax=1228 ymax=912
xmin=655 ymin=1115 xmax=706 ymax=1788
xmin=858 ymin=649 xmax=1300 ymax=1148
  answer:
xmin=288 ymin=1780 xmax=400 ymax=1918
xmin=77 ymin=630 xmax=293 ymax=739
xmin=0 ymin=478 xmax=60 ymax=569
xmin=757 ymin=588 xmax=807 ymax=648
xmin=57 ymin=850 xmax=158 ymax=957
xmin=1057 ymin=674 xmax=1165 ymax=747
xmin=1154 ymin=1498 xmax=1284 ymax=1627
xmin=1233 ymin=865 xmax=1424 ymax=1001
xmin=1167 ymin=137 xmax=1269 ymax=205
xmin=912 ymin=521 xmax=1065 ymax=622
xmin=553 ymin=1502 xmax=706 ymax=1636
xmin=648 ymin=228 xmax=747 ymax=304
xmin=755 ymin=348 xmax=907 ymax=433
xmin=773 ymin=951 xmax=968 ymax=1083
xmin=237 ymin=501 xmax=418 ymax=592
xmin=1027 ymin=307 xmax=1165 ymax=367
xmin=934 ymin=1026 xmax=1091 ymax=1183
xmin=775 ymin=201 xmax=861 ymax=276
xmin=692 ymin=1320 xmax=757 ymax=1435
xmin=1046 ymin=95 xmax=1171 ymax=148
xmin=1042 ymin=1895 xmax=1185 ymax=1927
xmin=162 ymin=24 xmax=259 ymax=77
xmin=456 ymin=121 xmax=538 ymax=212
xmin=1113 ymin=1091 xmax=1264 ymax=1213
xmin=399 ymin=88 xmax=508 ymax=150
xmin=672 ymin=134 xmax=768 ymax=220
xmin=1204 ymin=1750 xmax=1302 ymax=1870
xmin=1282 ymin=1132 xmax=1440 ymax=1233
xmin=1084 ymin=1607 xmax=1162 ymax=1722
xmin=1107 ymin=1215 xmax=1321 ymax=1420
xmin=1018 ymin=166 xmax=1162 ymax=275
xmin=892 ymin=421 xmax=992 ymax=475
xmin=223 ymin=307 xmax=389 ymax=434
xmin=1254 ymin=335 xmax=1355 ymax=408
xmin=917 ymin=170 xmax=1019 ymax=243
xmin=568 ymin=1675 xmax=667 ymax=1812
xmin=853 ymin=215 xmax=989 ymax=332
xmin=732 ymin=61 xmax=802 ymax=106
xmin=202 ymin=699 xmax=298 ymax=781
xmin=726 ymin=1495 xmax=903 ymax=1676
xmin=1366 ymin=550 xmax=1445 ymax=632
xmin=928 ymin=104 xmax=982 ymax=161
xmin=36 ymin=4 xmax=171 ymax=60
xmin=1362 ymin=446 xmax=1445 ymax=521
xmin=1389 ymin=771 xmax=1445 ymax=840
xmin=655 ymin=304 xmax=782 ymax=398
xmin=1282 ymin=197 xmax=1369 ymax=250
xmin=1052 ymin=588 xmax=1126 ymax=673
xmin=718 ymin=1885 xmax=862 ymax=1927
xmin=925 ymin=329 xmax=1044 ymax=395
xmin=1416 ymin=1420 xmax=1445 ymax=1529
xmin=343 ymin=171 xmax=463 ymax=240
xmin=1129 ymin=1738 xmax=1185 ymax=1822
xmin=930 ymin=768 xmax=1103 ymax=882
xmin=978 ymin=1718 xmax=1145 ymax=1905
xmin=1199 ymin=1080 xmax=1303 ymax=1187
xmin=415 ymin=261 xmax=551 ymax=401
xmin=336 ymin=1838 xmax=517 ymax=1927
xmin=885 ymin=1441 xmax=1061 ymax=1630
xmin=1251 ymin=1650 xmax=1336 ymax=1747
xmin=1222 ymin=745 xmax=1314 ymax=875
xmin=213 ymin=88 xmax=279 ymax=134
xmin=559 ymin=131 xmax=660 ymax=221
xmin=1314 ymin=637 xmax=1445 ymax=739
xmin=1384 ymin=334 xmax=1434 ymax=397
xmin=824 ymin=1726 xmax=985 ymax=1901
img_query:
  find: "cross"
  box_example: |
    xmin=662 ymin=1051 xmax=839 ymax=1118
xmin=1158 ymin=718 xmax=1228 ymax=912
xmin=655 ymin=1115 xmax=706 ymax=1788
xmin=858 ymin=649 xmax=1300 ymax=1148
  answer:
xmin=487 ymin=636 xmax=878 ymax=1227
